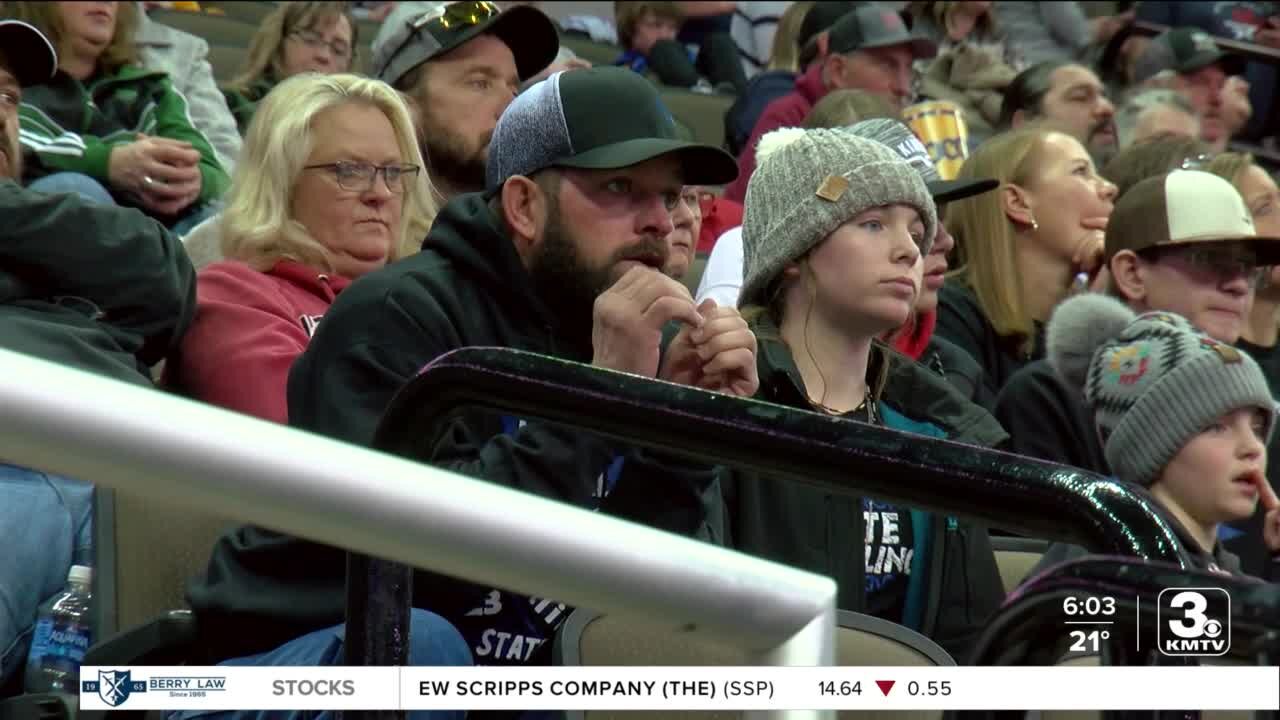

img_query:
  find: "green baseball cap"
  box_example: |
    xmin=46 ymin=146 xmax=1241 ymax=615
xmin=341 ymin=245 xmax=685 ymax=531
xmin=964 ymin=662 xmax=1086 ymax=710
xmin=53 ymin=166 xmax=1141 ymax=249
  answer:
xmin=1133 ymin=27 xmax=1245 ymax=84
xmin=485 ymin=67 xmax=740 ymax=193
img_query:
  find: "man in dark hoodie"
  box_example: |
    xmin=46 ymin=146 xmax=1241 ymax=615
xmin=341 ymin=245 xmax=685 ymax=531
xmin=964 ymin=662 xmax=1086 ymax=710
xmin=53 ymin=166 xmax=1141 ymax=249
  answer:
xmin=0 ymin=19 xmax=196 ymax=688
xmin=996 ymin=170 xmax=1280 ymax=580
xmin=187 ymin=67 xmax=749 ymax=671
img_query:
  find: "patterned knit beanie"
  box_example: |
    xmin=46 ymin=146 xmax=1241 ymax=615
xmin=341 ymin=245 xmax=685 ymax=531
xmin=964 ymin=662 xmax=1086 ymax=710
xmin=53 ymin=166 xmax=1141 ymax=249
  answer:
xmin=739 ymin=127 xmax=937 ymax=307
xmin=1047 ymin=293 xmax=1275 ymax=486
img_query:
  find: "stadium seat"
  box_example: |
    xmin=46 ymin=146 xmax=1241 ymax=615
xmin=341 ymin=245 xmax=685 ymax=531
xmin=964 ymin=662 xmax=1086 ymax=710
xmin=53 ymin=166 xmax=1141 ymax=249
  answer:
xmin=991 ymin=536 xmax=1049 ymax=596
xmin=94 ymin=487 xmax=234 ymax=636
xmin=555 ymin=608 xmax=953 ymax=720
xmin=148 ymin=9 xmax=256 ymax=47
xmin=199 ymin=1 xmax=277 ymax=25
xmin=658 ymin=87 xmax=733 ymax=150
xmin=206 ymin=44 xmax=244 ymax=84
xmin=681 ymin=254 xmax=708 ymax=296
xmin=560 ymin=32 xmax=623 ymax=67
xmin=356 ymin=18 xmax=381 ymax=47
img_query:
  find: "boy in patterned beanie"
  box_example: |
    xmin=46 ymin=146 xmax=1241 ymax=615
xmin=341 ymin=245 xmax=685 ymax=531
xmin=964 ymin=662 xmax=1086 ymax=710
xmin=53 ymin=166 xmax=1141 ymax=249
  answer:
xmin=1037 ymin=293 xmax=1280 ymax=576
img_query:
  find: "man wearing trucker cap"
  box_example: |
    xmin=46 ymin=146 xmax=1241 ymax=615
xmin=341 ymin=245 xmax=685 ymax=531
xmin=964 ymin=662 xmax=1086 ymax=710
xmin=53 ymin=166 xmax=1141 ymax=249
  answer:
xmin=1132 ymin=27 xmax=1245 ymax=150
xmin=371 ymin=0 xmax=560 ymax=201
xmin=724 ymin=2 xmax=938 ymax=202
xmin=996 ymin=170 xmax=1280 ymax=580
xmin=188 ymin=67 xmax=751 ymax=671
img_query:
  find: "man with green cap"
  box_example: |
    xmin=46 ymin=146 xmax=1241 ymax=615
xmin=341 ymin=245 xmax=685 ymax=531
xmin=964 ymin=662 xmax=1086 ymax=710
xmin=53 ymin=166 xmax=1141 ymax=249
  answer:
xmin=1131 ymin=27 xmax=1245 ymax=151
xmin=186 ymin=67 xmax=751 ymax=670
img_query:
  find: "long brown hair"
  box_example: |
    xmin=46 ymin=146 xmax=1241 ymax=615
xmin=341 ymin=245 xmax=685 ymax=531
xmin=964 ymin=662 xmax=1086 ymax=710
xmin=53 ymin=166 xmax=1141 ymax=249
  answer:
xmin=226 ymin=2 xmax=359 ymax=93
xmin=740 ymin=260 xmax=895 ymax=406
xmin=7 ymin=1 xmax=140 ymax=75
xmin=766 ymin=1 xmax=814 ymax=72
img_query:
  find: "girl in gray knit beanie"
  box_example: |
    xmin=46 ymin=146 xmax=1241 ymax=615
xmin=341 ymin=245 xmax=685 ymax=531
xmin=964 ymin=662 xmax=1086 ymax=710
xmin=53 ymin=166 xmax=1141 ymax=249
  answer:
xmin=1039 ymin=293 xmax=1280 ymax=575
xmin=739 ymin=126 xmax=938 ymax=416
xmin=723 ymin=126 xmax=1011 ymax=650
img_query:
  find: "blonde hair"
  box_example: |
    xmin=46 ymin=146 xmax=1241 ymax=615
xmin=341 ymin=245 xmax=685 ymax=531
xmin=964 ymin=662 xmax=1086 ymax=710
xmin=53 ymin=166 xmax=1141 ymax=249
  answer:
xmin=614 ymin=1 xmax=683 ymax=49
xmin=948 ymin=126 xmax=1058 ymax=355
xmin=8 ymin=1 xmax=140 ymax=74
xmin=767 ymin=1 xmax=814 ymax=72
xmin=803 ymin=89 xmax=897 ymax=129
xmin=226 ymin=2 xmax=358 ymax=94
xmin=1205 ymin=152 xmax=1256 ymax=189
xmin=220 ymin=73 xmax=437 ymax=274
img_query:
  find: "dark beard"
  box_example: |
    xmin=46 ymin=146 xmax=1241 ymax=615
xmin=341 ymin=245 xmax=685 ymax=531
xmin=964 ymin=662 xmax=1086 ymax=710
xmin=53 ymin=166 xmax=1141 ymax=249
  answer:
xmin=418 ymin=111 xmax=489 ymax=196
xmin=529 ymin=197 xmax=671 ymax=338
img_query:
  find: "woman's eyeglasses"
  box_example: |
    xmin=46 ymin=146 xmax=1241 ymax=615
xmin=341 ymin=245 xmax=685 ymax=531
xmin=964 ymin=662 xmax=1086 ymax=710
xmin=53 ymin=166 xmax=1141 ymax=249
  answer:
xmin=289 ymin=29 xmax=353 ymax=60
xmin=304 ymin=161 xmax=421 ymax=194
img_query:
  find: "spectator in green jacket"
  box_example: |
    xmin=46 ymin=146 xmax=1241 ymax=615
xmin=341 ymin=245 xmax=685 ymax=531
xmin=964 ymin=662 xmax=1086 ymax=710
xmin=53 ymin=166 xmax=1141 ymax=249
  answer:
xmin=8 ymin=1 xmax=228 ymax=233
xmin=222 ymin=2 xmax=358 ymax=134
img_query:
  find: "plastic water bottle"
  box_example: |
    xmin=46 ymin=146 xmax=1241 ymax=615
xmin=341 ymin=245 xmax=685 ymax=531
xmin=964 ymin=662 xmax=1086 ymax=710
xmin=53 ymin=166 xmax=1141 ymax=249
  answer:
xmin=24 ymin=565 xmax=94 ymax=694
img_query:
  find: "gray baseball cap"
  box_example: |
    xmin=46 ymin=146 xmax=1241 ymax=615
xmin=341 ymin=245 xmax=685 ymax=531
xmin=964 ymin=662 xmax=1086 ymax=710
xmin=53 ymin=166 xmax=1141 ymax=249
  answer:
xmin=848 ymin=118 xmax=996 ymax=203
xmin=371 ymin=1 xmax=559 ymax=87
xmin=828 ymin=3 xmax=936 ymax=59
xmin=0 ymin=20 xmax=57 ymax=86
xmin=485 ymin=67 xmax=738 ymax=194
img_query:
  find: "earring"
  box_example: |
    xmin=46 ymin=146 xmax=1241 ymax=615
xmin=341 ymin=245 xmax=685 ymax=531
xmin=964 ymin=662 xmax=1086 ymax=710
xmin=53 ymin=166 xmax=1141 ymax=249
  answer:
xmin=1030 ymin=218 xmax=1039 ymax=231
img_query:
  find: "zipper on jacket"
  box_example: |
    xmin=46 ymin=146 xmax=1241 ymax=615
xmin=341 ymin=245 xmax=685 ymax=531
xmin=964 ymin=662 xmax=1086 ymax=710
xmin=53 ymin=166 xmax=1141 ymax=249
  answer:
xmin=921 ymin=514 xmax=947 ymax=638
xmin=927 ymin=350 xmax=946 ymax=378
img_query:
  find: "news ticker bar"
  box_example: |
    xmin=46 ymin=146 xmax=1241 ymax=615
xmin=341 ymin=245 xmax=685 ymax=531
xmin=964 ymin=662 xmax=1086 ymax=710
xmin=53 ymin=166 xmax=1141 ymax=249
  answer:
xmin=79 ymin=665 xmax=1280 ymax=711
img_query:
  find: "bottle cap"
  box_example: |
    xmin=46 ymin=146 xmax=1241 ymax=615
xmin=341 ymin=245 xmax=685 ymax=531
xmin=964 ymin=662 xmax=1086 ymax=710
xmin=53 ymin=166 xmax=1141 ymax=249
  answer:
xmin=68 ymin=565 xmax=93 ymax=585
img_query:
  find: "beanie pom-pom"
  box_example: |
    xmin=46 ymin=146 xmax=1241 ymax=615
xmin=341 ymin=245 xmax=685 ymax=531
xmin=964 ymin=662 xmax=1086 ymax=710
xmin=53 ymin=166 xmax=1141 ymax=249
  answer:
xmin=755 ymin=127 xmax=808 ymax=165
xmin=1047 ymin=293 xmax=1136 ymax=390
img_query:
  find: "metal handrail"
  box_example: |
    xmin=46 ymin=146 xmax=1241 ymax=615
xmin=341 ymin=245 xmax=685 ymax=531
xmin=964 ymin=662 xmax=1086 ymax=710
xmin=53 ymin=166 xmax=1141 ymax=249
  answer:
xmin=0 ymin=347 xmax=836 ymax=720
xmin=380 ymin=347 xmax=1191 ymax=565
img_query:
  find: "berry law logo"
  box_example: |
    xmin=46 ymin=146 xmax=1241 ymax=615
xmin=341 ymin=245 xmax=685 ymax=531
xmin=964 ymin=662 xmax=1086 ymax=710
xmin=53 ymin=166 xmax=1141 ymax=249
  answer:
xmin=83 ymin=670 xmax=146 ymax=707
xmin=1157 ymin=588 xmax=1230 ymax=656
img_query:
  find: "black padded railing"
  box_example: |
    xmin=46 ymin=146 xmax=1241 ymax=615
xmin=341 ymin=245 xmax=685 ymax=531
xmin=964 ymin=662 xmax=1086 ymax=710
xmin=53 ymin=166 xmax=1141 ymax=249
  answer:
xmin=342 ymin=346 xmax=1196 ymax=706
xmin=376 ymin=347 xmax=1190 ymax=560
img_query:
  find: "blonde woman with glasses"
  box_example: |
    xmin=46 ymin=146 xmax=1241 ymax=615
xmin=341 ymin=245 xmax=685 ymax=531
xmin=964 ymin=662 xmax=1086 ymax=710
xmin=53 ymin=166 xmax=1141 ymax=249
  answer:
xmin=222 ymin=1 xmax=358 ymax=133
xmin=167 ymin=73 xmax=437 ymax=426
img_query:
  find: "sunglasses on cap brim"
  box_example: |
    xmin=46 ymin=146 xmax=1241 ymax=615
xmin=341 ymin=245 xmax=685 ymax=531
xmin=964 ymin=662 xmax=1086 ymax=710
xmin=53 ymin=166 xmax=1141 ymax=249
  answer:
xmin=383 ymin=1 xmax=501 ymax=73
xmin=413 ymin=0 xmax=500 ymax=31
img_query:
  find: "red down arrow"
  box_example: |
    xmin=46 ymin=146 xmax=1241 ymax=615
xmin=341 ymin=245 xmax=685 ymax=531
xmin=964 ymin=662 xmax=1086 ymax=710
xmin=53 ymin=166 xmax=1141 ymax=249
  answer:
xmin=875 ymin=680 xmax=895 ymax=696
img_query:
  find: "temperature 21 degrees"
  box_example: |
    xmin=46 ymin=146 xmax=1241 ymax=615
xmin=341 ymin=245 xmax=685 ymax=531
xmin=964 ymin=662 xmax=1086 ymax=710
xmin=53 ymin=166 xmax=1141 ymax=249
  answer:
xmin=1070 ymin=629 xmax=1111 ymax=653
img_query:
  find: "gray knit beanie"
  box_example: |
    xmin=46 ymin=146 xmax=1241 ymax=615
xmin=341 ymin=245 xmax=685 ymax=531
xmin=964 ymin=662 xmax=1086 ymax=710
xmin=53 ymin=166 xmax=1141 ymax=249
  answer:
xmin=739 ymin=127 xmax=937 ymax=307
xmin=1047 ymin=293 xmax=1276 ymax=487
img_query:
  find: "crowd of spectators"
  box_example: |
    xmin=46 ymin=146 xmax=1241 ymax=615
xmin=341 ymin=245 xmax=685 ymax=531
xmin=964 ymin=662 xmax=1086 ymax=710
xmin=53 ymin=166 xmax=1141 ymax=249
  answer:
xmin=3 ymin=1 xmax=1280 ymax=712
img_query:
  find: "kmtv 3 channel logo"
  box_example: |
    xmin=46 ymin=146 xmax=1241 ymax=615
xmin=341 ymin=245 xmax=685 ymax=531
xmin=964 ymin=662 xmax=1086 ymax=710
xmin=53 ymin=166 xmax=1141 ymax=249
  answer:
xmin=1157 ymin=588 xmax=1230 ymax=656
